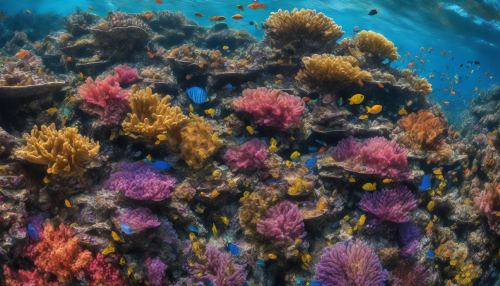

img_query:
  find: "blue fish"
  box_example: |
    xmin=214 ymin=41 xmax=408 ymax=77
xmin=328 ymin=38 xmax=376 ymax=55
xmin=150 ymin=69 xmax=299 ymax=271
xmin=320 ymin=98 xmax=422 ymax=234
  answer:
xmin=331 ymin=222 xmax=338 ymax=228
xmin=427 ymin=250 xmax=435 ymax=258
xmin=142 ymin=158 xmax=153 ymax=165
xmin=485 ymin=127 xmax=489 ymax=132
xmin=384 ymin=88 xmax=389 ymax=93
xmin=295 ymin=278 xmax=305 ymax=286
xmin=308 ymin=147 xmax=318 ymax=152
xmin=216 ymin=46 xmax=219 ymax=49
xmin=338 ymin=98 xmax=343 ymax=106
xmin=305 ymin=157 xmax=317 ymax=168
xmin=153 ymin=160 xmax=173 ymax=170
xmin=188 ymin=225 xmax=199 ymax=232
xmin=316 ymin=140 xmax=326 ymax=146
xmin=186 ymin=87 xmax=208 ymax=104
xmin=227 ymin=243 xmax=240 ymax=255
xmin=120 ymin=223 xmax=133 ymax=235
xmin=419 ymin=175 xmax=431 ymax=192
xmin=275 ymin=180 xmax=285 ymax=185
xmin=256 ymin=260 xmax=265 ymax=266
xmin=266 ymin=180 xmax=275 ymax=184
xmin=224 ymin=84 xmax=233 ymax=89
xmin=27 ymin=224 xmax=40 ymax=240
xmin=307 ymin=283 xmax=322 ymax=286
xmin=313 ymin=99 xmax=317 ymax=104
xmin=207 ymin=280 xmax=213 ymax=286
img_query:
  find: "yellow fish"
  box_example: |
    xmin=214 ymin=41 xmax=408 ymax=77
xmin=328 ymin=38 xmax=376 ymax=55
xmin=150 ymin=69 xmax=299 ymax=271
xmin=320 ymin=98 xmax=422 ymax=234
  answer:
xmin=290 ymin=136 xmax=295 ymax=141
xmin=221 ymin=216 xmax=229 ymax=226
xmin=102 ymin=241 xmax=115 ymax=255
xmin=343 ymin=215 xmax=349 ymax=221
xmin=43 ymin=176 xmax=51 ymax=183
xmin=236 ymin=31 xmax=242 ymax=38
xmin=27 ymin=78 xmax=32 ymax=84
xmin=212 ymin=223 xmax=218 ymax=240
xmin=38 ymin=68 xmax=44 ymax=75
xmin=383 ymin=179 xmax=392 ymax=183
xmin=127 ymin=267 xmax=133 ymax=276
xmin=146 ymin=154 xmax=152 ymax=161
xmin=205 ymin=108 xmax=215 ymax=114
xmin=347 ymin=227 xmax=353 ymax=234
xmin=290 ymin=151 xmax=300 ymax=160
xmin=110 ymin=134 xmax=116 ymax=141
xmin=213 ymin=170 xmax=221 ymax=177
xmin=268 ymin=254 xmax=277 ymax=259
xmin=157 ymin=134 xmax=166 ymax=141
xmin=362 ymin=182 xmax=376 ymax=191
xmin=439 ymin=181 xmax=446 ymax=190
xmin=428 ymin=221 xmax=434 ymax=228
xmin=120 ymin=257 xmax=126 ymax=265
xmin=89 ymin=6 xmax=94 ymax=11
xmin=427 ymin=201 xmax=435 ymax=211
xmin=302 ymin=254 xmax=312 ymax=263
xmin=398 ymin=106 xmax=407 ymax=115
xmin=359 ymin=115 xmax=368 ymax=120
xmin=189 ymin=232 xmax=197 ymax=242
xmin=111 ymin=231 xmax=123 ymax=242
xmin=359 ymin=214 xmax=366 ymax=226
xmin=353 ymin=224 xmax=358 ymax=231
xmin=285 ymin=160 xmax=294 ymax=167
xmin=366 ymin=105 xmax=382 ymax=114
xmin=293 ymin=249 xmax=299 ymax=256
xmin=348 ymin=94 xmax=364 ymax=105
xmin=46 ymin=108 xmax=57 ymax=113
xmin=239 ymin=191 xmax=249 ymax=202
xmin=189 ymin=104 xmax=194 ymax=112
xmin=228 ymin=180 xmax=237 ymax=186
xmin=246 ymin=126 xmax=254 ymax=135
xmin=278 ymin=60 xmax=283 ymax=64
xmin=227 ymin=130 xmax=233 ymax=135
xmin=223 ymin=46 xmax=229 ymax=50
xmin=65 ymin=200 xmax=72 ymax=208
xmin=269 ymin=137 xmax=278 ymax=153
xmin=295 ymin=238 xmax=302 ymax=244
xmin=450 ymin=260 xmax=457 ymax=266
xmin=118 ymin=129 xmax=125 ymax=136
xmin=196 ymin=206 xmax=205 ymax=213
xmin=70 ymin=223 xmax=78 ymax=228
xmin=349 ymin=176 xmax=355 ymax=183
xmin=433 ymin=215 xmax=438 ymax=222
xmin=211 ymin=191 xmax=220 ymax=198
xmin=79 ymin=72 xmax=84 ymax=80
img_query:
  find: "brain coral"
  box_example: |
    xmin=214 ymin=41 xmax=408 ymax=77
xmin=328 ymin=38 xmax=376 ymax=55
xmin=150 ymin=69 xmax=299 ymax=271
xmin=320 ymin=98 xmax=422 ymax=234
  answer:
xmin=354 ymin=30 xmax=399 ymax=61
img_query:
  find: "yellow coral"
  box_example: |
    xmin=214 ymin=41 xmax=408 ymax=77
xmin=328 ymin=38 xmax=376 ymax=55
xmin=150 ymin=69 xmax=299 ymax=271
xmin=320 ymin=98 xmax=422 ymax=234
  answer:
xmin=262 ymin=8 xmax=344 ymax=53
xmin=412 ymin=77 xmax=433 ymax=95
xmin=180 ymin=114 xmax=222 ymax=170
xmin=121 ymin=87 xmax=190 ymax=148
xmin=16 ymin=124 xmax=100 ymax=177
xmin=355 ymin=30 xmax=399 ymax=61
xmin=296 ymin=54 xmax=372 ymax=88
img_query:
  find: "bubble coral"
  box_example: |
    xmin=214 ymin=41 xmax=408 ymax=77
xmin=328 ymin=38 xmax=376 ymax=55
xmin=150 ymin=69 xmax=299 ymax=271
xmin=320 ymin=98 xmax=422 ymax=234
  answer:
xmin=315 ymin=240 xmax=389 ymax=286
xmin=145 ymin=257 xmax=168 ymax=286
xmin=87 ymin=253 xmax=125 ymax=286
xmin=359 ymin=185 xmax=417 ymax=224
xmin=115 ymin=207 xmax=161 ymax=232
xmin=103 ymin=161 xmax=176 ymax=201
xmin=179 ymin=114 xmax=223 ymax=170
xmin=195 ymin=245 xmax=246 ymax=285
xmin=224 ymin=138 xmax=268 ymax=171
xmin=262 ymin=8 xmax=344 ymax=54
xmin=354 ymin=30 xmax=399 ymax=61
xmin=394 ymin=110 xmax=446 ymax=150
xmin=256 ymin=200 xmax=307 ymax=242
xmin=16 ymin=123 xmax=100 ymax=177
xmin=233 ymin=87 xmax=305 ymax=130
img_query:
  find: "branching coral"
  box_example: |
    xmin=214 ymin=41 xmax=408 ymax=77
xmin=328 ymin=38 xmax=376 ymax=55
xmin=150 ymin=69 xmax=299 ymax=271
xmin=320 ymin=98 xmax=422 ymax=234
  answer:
xmin=295 ymin=54 xmax=372 ymax=89
xmin=262 ymin=8 xmax=344 ymax=54
xmin=195 ymin=246 xmax=246 ymax=285
xmin=115 ymin=207 xmax=161 ymax=232
xmin=233 ymin=88 xmax=305 ymax=130
xmin=394 ymin=110 xmax=446 ymax=150
xmin=359 ymin=185 xmax=417 ymax=224
xmin=354 ymin=30 xmax=399 ymax=61
xmin=256 ymin=200 xmax=307 ymax=242
xmin=4 ymin=266 xmax=50 ymax=286
xmin=16 ymin=124 xmax=100 ymax=177
xmin=315 ymin=240 xmax=389 ymax=286
xmin=224 ymin=138 xmax=268 ymax=171
xmin=103 ymin=161 xmax=176 ymax=201
xmin=180 ymin=114 xmax=222 ymax=170
xmin=145 ymin=257 xmax=168 ymax=286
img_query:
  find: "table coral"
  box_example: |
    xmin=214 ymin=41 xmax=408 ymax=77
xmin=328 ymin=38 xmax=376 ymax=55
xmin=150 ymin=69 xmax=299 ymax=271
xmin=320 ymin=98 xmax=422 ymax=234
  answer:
xmin=16 ymin=123 xmax=100 ymax=177
xmin=115 ymin=207 xmax=161 ymax=232
xmin=262 ymin=8 xmax=344 ymax=54
xmin=103 ymin=161 xmax=176 ymax=201
xmin=315 ymin=240 xmax=389 ymax=286
xmin=354 ymin=30 xmax=400 ymax=62
xmin=359 ymin=185 xmax=417 ymax=224
xmin=145 ymin=257 xmax=168 ymax=286
xmin=233 ymin=87 xmax=305 ymax=130
xmin=195 ymin=245 xmax=246 ymax=285
xmin=394 ymin=110 xmax=446 ymax=150
xmin=180 ymin=114 xmax=222 ymax=170
xmin=256 ymin=200 xmax=307 ymax=242
xmin=224 ymin=138 xmax=269 ymax=171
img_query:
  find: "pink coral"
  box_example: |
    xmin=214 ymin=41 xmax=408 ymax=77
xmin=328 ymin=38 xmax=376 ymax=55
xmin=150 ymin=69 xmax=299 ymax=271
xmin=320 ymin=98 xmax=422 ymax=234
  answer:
xmin=331 ymin=136 xmax=362 ymax=162
xmin=112 ymin=64 xmax=138 ymax=85
xmin=475 ymin=187 xmax=500 ymax=233
xmin=359 ymin=185 xmax=417 ymax=224
xmin=233 ymin=87 xmax=305 ymax=130
xmin=145 ymin=257 xmax=168 ymax=286
xmin=256 ymin=200 xmax=307 ymax=242
xmin=115 ymin=207 xmax=161 ymax=232
xmin=87 ymin=253 xmax=125 ymax=286
xmin=195 ymin=246 xmax=246 ymax=286
xmin=224 ymin=138 xmax=268 ymax=171
xmin=3 ymin=266 xmax=53 ymax=286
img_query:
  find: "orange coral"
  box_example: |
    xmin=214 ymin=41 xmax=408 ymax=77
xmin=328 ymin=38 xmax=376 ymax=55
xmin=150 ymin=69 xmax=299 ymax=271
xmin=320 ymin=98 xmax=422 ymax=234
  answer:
xmin=396 ymin=110 xmax=446 ymax=150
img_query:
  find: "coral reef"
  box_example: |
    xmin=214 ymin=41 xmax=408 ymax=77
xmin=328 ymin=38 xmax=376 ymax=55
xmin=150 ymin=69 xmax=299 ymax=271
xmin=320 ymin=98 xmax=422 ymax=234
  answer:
xmin=256 ymin=200 xmax=307 ymax=242
xmin=114 ymin=207 xmax=161 ymax=232
xmin=195 ymin=246 xmax=246 ymax=285
xmin=359 ymin=185 xmax=417 ymax=224
xmin=224 ymin=138 xmax=268 ymax=171
xmin=354 ymin=30 xmax=399 ymax=62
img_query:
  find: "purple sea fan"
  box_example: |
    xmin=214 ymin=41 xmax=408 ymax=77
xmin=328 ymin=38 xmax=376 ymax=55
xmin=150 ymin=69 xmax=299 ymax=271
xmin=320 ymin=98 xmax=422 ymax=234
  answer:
xmin=359 ymin=185 xmax=417 ymax=224
xmin=224 ymin=138 xmax=268 ymax=171
xmin=256 ymin=200 xmax=307 ymax=241
xmin=195 ymin=246 xmax=246 ymax=286
xmin=145 ymin=257 xmax=168 ymax=286
xmin=331 ymin=136 xmax=362 ymax=162
xmin=103 ymin=162 xmax=176 ymax=201
xmin=115 ymin=207 xmax=160 ymax=232
xmin=315 ymin=240 xmax=389 ymax=286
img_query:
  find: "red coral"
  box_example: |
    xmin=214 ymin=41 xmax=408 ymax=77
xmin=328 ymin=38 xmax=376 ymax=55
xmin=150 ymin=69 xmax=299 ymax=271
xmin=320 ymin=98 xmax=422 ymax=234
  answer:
xmin=112 ymin=64 xmax=138 ymax=85
xmin=224 ymin=138 xmax=268 ymax=171
xmin=87 ymin=253 xmax=125 ymax=286
xmin=3 ymin=265 xmax=54 ymax=286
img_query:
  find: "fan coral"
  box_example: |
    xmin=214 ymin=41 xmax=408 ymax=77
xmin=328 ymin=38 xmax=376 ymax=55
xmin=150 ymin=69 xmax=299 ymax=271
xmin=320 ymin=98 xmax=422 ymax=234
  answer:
xmin=16 ymin=124 xmax=100 ymax=177
xmin=180 ymin=114 xmax=223 ymax=170
xmin=103 ymin=161 xmax=176 ymax=201
xmin=256 ymin=200 xmax=307 ymax=242
xmin=233 ymin=88 xmax=305 ymax=130
xmin=87 ymin=253 xmax=125 ymax=286
xmin=195 ymin=246 xmax=246 ymax=285
xmin=122 ymin=87 xmax=190 ymax=148
xmin=295 ymin=54 xmax=372 ymax=89
xmin=224 ymin=138 xmax=269 ymax=171
xmin=262 ymin=8 xmax=344 ymax=54
xmin=395 ymin=110 xmax=446 ymax=150
xmin=354 ymin=30 xmax=399 ymax=61
xmin=392 ymin=262 xmax=428 ymax=286
xmin=397 ymin=221 xmax=421 ymax=256
xmin=115 ymin=207 xmax=161 ymax=232
xmin=475 ymin=188 xmax=500 ymax=233
xmin=112 ymin=64 xmax=138 ymax=85
xmin=315 ymin=240 xmax=389 ymax=286
xmin=145 ymin=257 xmax=168 ymax=286
xmin=359 ymin=185 xmax=417 ymax=224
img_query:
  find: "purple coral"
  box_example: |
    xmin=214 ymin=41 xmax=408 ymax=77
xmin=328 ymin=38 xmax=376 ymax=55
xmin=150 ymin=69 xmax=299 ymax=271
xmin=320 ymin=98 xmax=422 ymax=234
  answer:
xmin=158 ymin=218 xmax=178 ymax=244
xmin=112 ymin=65 xmax=138 ymax=85
xmin=195 ymin=246 xmax=246 ymax=286
xmin=359 ymin=185 xmax=417 ymax=224
xmin=145 ymin=257 xmax=168 ymax=286
xmin=331 ymin=136 xmax=362 ymax=162
xmin=224 ymin=138 xmax=268 ymax=171
xmin=115 ymin=207 xmax=160 ymax=232
xmin=256 ymin=200 xmax=307 ymax=241
xmin=103 ymin=162 xmax=176 ymax=201
xmin=315 ymin=240 xmax=389 ymax=286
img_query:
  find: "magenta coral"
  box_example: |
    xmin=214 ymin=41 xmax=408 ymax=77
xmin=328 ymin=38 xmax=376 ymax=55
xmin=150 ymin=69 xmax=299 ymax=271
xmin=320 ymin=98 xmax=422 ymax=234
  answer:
xmin=359 ymin=185 xmax=417 ymax=224
xmin=112 ymin=64 xmax=138 ymax=85
xmin=87 ymin=253 xmax=125 ymax=286
xmin=224 ymin=138 xmax=268 ymax=171
xmin=475 ymin=188 xmax=500 ymax=233
xmin=233 ymin=87 xmax=305 ymax=130
xmin=115 ymin=207 xmax=161 ymax=232
xmin=315 ymin=240 xmax=389 ymax=286
xmin=331 ymin=136 xmax=362 ymax=162
xmin=195 ymin=246 xmax=246 ymax=286
xmin=103 ymin=161 xmax=176 ymax=201
xmin=145 ymin=257 xmax=168 ymax=286
xmin=256 ymin=200 xmax=307 ymax=241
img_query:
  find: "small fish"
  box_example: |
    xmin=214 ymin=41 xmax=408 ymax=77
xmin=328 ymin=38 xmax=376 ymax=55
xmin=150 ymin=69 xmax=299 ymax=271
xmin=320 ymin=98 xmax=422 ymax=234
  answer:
xmin=148 ymin=52 xmax=153 ymax=58
xmin=427 ymin=201 xmax=435 ymax=211
xmin=268 ymin=254 xmax=277 ymax=259
xmin=362 ymin=183 xmax=376 ymax=191
xmin=305 ymin=157 xmax=317 ymax=168
xmin=398 ymin=106 xmax=408 ymax=115
xmin=111 ymin=231 xmax=123 ymax=242
xmin=120 ymin=257 xmax=125 ymax=265
xmin=66 ymin=57 xmax=71 ymax=62
xmin=256 ymin=260 xmax=265 ymax=266
xmin=27 ymin=224 xmax=40 ymax=240
xmin=27 ymin=78 xmax=32 ymax=84
xmin=227 ymin=243 xmax=240 ymax=255
xmin=433 ymin=168 xmax=442 ymax=175
xmin=186 ymin=74 xmax=192 ymax=80
xmin=349 ymin=176 xmax=355 ymax=183
xmin=205 ymin=108 xmax=215 ymax=114
xmin=383 ymin=88 xmax=389 ymax=93
xmin=120 ymin=223 xmax=133 ymax=234
xmin=188 ymin=225 xmax=199 ymax=232
xmin=212 ymin=224 xmax=218 ymax=240
xmin=209 ymin=16 xmax=226 ymax=21
xmin=407 ymin=62 xmax=415 ymax=68
xmin=427 ymin=250 xmax=435 ymax=258
xmin=26 ymin=10 xmax=31 ymax=14
xmin=246 ymin=126 xmax=254 ymax=135
xmin=348 ymin=94 xmax=364 ymax=105
xmin=302 ymin=97 xmax=310 ymax=101
xmin=155 ymin=0 xmax=163 ymax=3
xmin=359 ymin=214 xmax=366 ymax=226
xmin=276 ymin=74 xmax=284 ymax=79
xmin=377 ymin=82 xmax=384 ymax=88
xmin=224 ymin=84 xmax=233 ymax=89
xmin=359 ymin=115 xmax=368 ymax=120
xmin=383 ymin=179 xmax=392 ymax=183
xmin=194 ymin=12 xmax=204 ymax=17
xmin=368 ymin=9 xmax=378 ymax=15
xmin=441 ymin=51 xmax=446 ymax=56
xmin=196 ymin=206 xmax=205 ymax=213
xmin=153 ymin=161 xmax=172 ymax=170
xmin=16 ymin=50 xmax=29 ymax=58
xmin=102 ymin=242 xmax=115 ymax=255
xmin=419 ymin=175 xmax=431 ymax=191
xmin=358 ymin=79 xmax=364 ymax=86
xmin=89 ymin=6 xmax=94 ymax=11
xmin=146 ymin=154 xmax=152 ymax=161
xmin=366 ymin=105 xmax=382 ymax=114
xmin=221 ymin=216 xmax=229 ymax=226
xmin=228 ymin=180 xmax=237 ymax=186
xmin=290 ymin=151 xmax=300 ymax=160
xmin=316 ymin=140 xmax=327 ymax=146
xmin=248 ymin=2 xmax=266 ymax=9
xmin=65 ymin=200 xmax=72 ymax=208
xmin=232 ymin=14 xmax=243 ymax=20
xmin=43 ymin=176 xmax=51 ymax=183
xmin=308 ymin=147 xmax=318 ymax=152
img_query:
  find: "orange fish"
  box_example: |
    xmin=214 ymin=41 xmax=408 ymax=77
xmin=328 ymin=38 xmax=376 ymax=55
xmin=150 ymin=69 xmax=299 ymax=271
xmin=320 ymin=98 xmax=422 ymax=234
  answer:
xmin=155 ymin=0 xmax=163 ymax=4
xmin=486 ymin=72 xmax=489 ymax=75
xmin=146 ymin=12 xmax=153 ymax=20
xmin=419 ymin=60 xmax=424 ymax=64
xmin=231 ymin=14 xmax=243 ymax=20
xmin=248 ymin=2 xmax=265 ymax=9
xmin=275 ymin=80 xmax=282 ymax=85
xmin=16 ymin=51 xmax=29 ymax=58
xmin=80 ymin=25 xmax=85 ymax=29
xmin=358 ymin=79 xmax=364 ymax=87
xmin=263 ymin=173 xmax=270 ymax=179
xmin=407 ymin=62 xmax=415 ymax=68
xmin=442 ymin=73 xmax=446 ymax=76
xmin=26 ymin=10 xmax=31 ymax=14
xmin=70 ymin=97 xmax=76 ymax=102
xmin=302 ymin=97 xmax=310 ymax=101
xmin=209 ymin=16 xmax=226 ymax=21
xmin=186 ymin=74 xmax=192 ymax=80
xmin=474 ymin=87 xmax=478 ymax=91
xmin=441 ymin=51 xmax=446 ymax=56
xmin=237 ymin=5 xmax=245 ymax=11
xmin=463 ymin=169 xmax=470 ymax=174
xmin=30 ymin=42 xmax=41 ymax=48
xmin=377 ymin=82 xmax=384 ymax=88
xmin=276 ymin=74 xmax=283 ymax=79
xmin=451 ymin=91 xmax=456 ymax=95
xmin=444 ymin=89 xmax=448 ymax=92
xmin=67 ymin=57 xmax=71 ymax=61
xmin=95 ymin=15 xmax=102 ymax=18
xmin=428 ymin=47 xmax=433 ymax=52
xmin=194 ymin=13 xmax=204 ymax=17
xmin=478 ymin=79 xmax=481 ymax=82
xmin=148 ymin=52 xmax=153 ymax=58
xmin=147 ymin=45 xmax=150 ymax=51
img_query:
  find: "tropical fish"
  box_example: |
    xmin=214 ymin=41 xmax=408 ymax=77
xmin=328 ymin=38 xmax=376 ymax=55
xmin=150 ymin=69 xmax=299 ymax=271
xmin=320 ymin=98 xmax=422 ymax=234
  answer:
xmin=433 ymin=167 xmax=442 ymax=175
xmin=26 ymin=10 xmax=31 ymax=14
xmin=188 ymin=225 xmax=199 ymax=232
xmin=290 ymin=151 xmax=300 ymax=160
xmin=194 ymin=12 xmax=204 ymax=17
xmin=316 ymin=140 xmax=327 ymax=146
xmin=102 ymin=242 xmax=115 ymax=255
xmin=358 ymin=79 xmax=364 ymax=86
xmin=305 ymin=157 xmax=317 ymax=168
xmin=205 ymin=108 xmax=215 ymax=114
xmin=268 ymin=254 xmax=277 ymax=259
xmin=146 ymin=12 xmax=153 ymax=19
xmin=155 ymin=0 xmax=163 ymax=3
xmin=212 ymin=224 xmax=218 ymax=240
xmin=368 ymin=9 xmax=378 ymax=15
xmin=16 ymin=50 xmax=29 ymax=58
xmin=248 ymin=2 xmax=266 ymax=9
xmin=153 ymin=161 xmax=172 ymax=170
xmin=246 ymin=126 xmax=254 ymax=134
xmin=383 ymin=179 xmax=392 ymax=183
xmin=224 ymin=84 xmax=233 ymax=89
xmin=226 ymin=243 xmax=240 ymax=255
xmin=366 ymin=105 xmax=382 ymax=114
xmin=359 ymin=215 xmax=366 ymax=226
xmin=120 ymin=224 xmax=134 ymax=234
xmin=27 ymin=224 xmax=40 ymax=240
xmin=349 ymin=176 xmax=355 ymax=183
xmin=232 ymin=14 xmax=243 ymax=20
xmin=256 ymin=260 xmax=265 ymax=266
xmin=209 ymin=16 xmax=226 ymax=22
xmin=407 ymin=63 xmax=415 ymax=68
xmin=427 ymin=201 xmax=435 ymax=211
xmin=43 ymin=176 xmax=51 ymax=183
xmin=228 ymin=180 xmax=237 ymax=186
xmin=338 ymin=97 xmax=343 ymax=106
xmin=398 ymin=106 xmax=407 ymax=115
xmin=308 ymin=147 xmax=318 ymax=152
xmin=111 ymin=231 xmax=123 ymax=242
xmin=221 ymin=216 xmax=229 ymax=226
xmin=359 ymin=115 xmax=368 ymax=120
xmin=419 ymin=175 xmax=431 ymax=191
xmin=348 ymin=94 xmax=364 ymax=105
xmin=148 ymin=52 xmax=153 ymax=58
xmin=377 ymin=82 xmax=384 ymax=88
xmin=427 ymin=250 xmax=435 ymax=258
xmin=362 ymin=183 xmax=376 ymax=191
xmin=65 ymin=200 xmax=72 ymax=208
xmin=186 ymin=87 xmax=208 ymax=104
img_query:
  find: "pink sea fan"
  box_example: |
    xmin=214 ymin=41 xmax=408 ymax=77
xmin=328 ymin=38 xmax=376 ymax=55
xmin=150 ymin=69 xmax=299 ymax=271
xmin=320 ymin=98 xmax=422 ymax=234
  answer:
xmin=359 ymin=185 xmax=417 ymax=224
xmin=112 ymin=64 xmax=138 ymax=85
xmin=103 ymin=162 xmax=176 ymax=201
xmin=331 ymin=136 xmax=362 ymax=162
xmin=115 ymin=207 xmax=160 ymax=232
xmin=233 ymin=87 xmax=305 ymax=130
xmin=256 ymin=200 xmax=307 ymax=241
xmin=315 ymin=240 xmax=389 ymax=286
xmin=224 ymin=138 xmax=268 ymax=171
xmin=195 ymin=246 xmax=246 ymax=286
xmin=145 ymin=257 xmax=168 ymax=286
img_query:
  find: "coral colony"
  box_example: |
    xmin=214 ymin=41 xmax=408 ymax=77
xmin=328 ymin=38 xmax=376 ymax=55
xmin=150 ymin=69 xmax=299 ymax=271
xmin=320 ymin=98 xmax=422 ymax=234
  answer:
xmin=0 ymin=6 xmax=498 ymax=286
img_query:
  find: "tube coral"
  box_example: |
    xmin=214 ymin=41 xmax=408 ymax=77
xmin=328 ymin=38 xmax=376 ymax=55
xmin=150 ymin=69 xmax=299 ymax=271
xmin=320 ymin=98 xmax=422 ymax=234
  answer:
xmin=103 ymin=161 xmax=176 ymax=201
xmin=256 ymin=200 xmax=307 ymax=242
xmin=395 ymin=110 xmax=446 ymax=150
xmin=359 ymin=185 xmax=417 ymax=224
xmin=16 ymin=124 xmax=100 ymax=177
xmin=145 ymin=257 xmax=168 ymax=286
xmin=315 ymin=240 xmax=389 ymax=286
xmin=224 ymin=138 xmax=268 ymax=171
xmin=233 ymin=88 xmax=305 ymax=130
xmin=354 ymin=30 xmax=399 ymax=61
xmin=195 ymin=245 xmax=246 ymax=285
xmin=262 ymin=8 xmax=344 ymax=54
xmin=115 ymin=207 xmax=161 ymax=232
